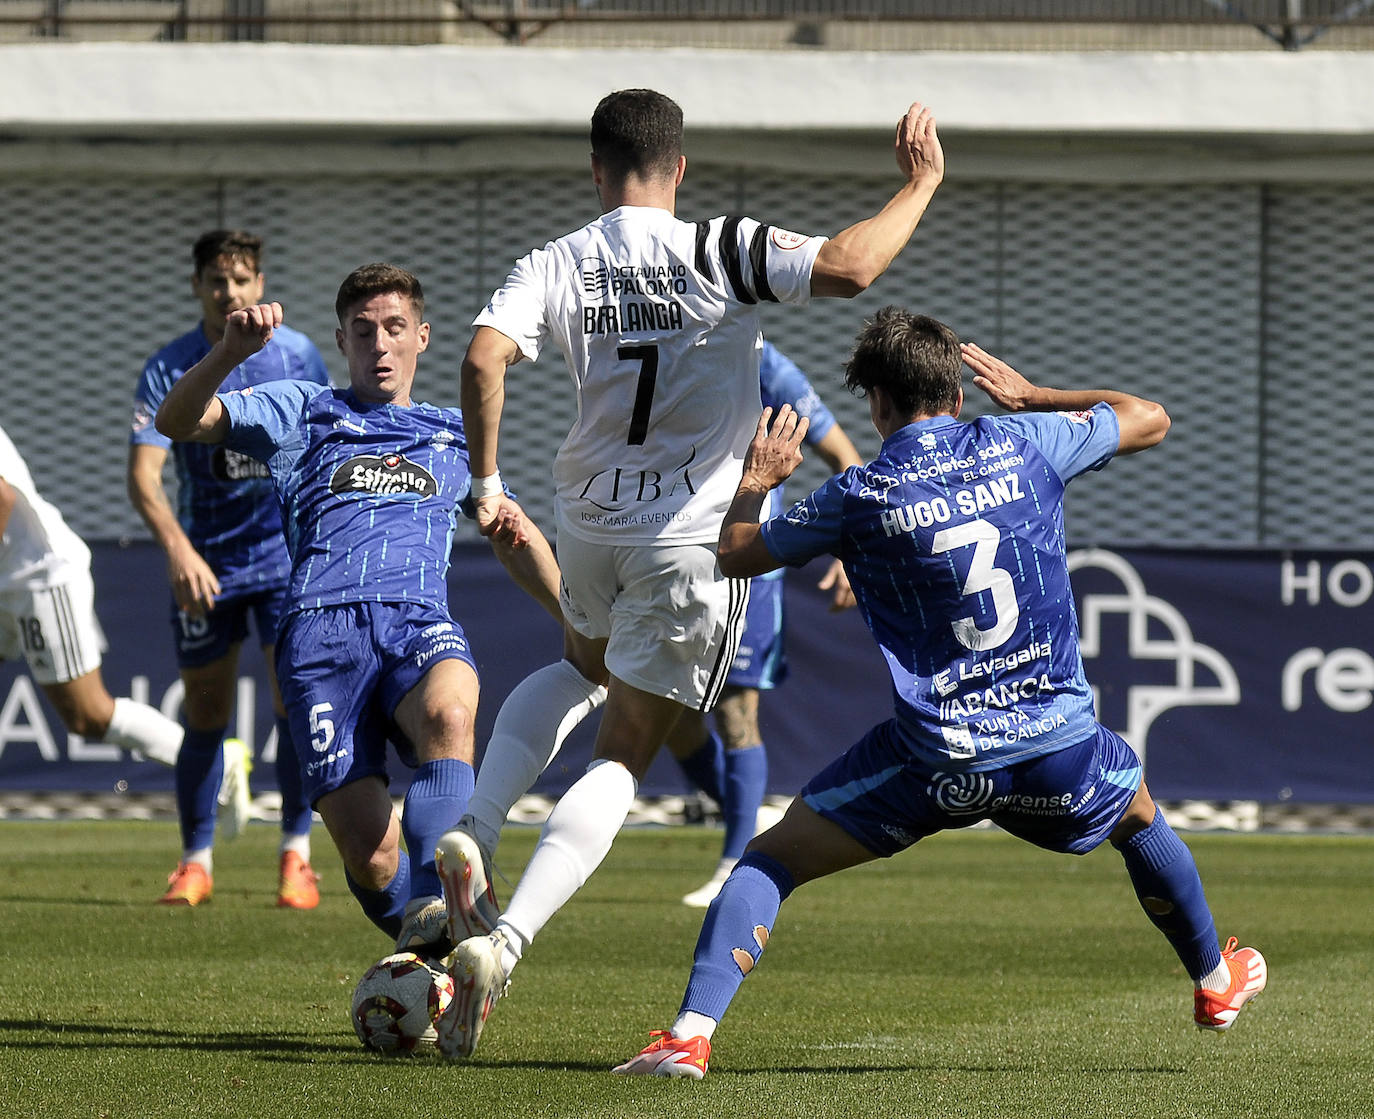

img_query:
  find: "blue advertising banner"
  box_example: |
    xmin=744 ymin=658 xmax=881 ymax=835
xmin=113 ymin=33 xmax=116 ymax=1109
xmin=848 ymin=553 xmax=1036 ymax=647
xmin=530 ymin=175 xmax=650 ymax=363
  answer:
xmin=1 ymin=542 xmax=1370 ymax=802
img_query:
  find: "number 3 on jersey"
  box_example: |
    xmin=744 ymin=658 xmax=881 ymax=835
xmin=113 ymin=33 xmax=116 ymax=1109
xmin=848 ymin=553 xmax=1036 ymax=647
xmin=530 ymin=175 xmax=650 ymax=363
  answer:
xmin=619 ymin=344 xmax=659 ymax=446
xmin=931 ymin=520 xmax=1019 ymax=650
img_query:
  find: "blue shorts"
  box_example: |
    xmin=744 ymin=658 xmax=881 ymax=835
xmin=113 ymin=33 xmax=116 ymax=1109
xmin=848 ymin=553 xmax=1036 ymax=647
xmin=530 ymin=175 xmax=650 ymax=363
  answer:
xmin=727 ymin=575 xmax=786 ymax=690
xmin=275 ymin=601 xmax=478 ymax=805
xmin=801 ymin=722 xmax=1142 ymax=857
xmin=169 ymin=584 xmax=288 ymax=669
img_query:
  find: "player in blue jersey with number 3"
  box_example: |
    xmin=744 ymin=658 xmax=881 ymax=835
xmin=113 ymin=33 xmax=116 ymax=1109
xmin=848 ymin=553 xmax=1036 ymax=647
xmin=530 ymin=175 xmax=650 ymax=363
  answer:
xmin=155 ymin=263 xmax=564 ymax=961
xmin=615 ymin=308 xmax=1267 ymax=1079
xmin=666 ymin=341 xmax=863 ymax=908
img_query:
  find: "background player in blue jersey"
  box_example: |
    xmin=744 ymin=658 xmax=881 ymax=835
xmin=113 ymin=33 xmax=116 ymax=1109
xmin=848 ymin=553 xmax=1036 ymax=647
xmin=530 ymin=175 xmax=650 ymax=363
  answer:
xmin=665 ymin=340 xmax=863 ymax=907
xmin=128 ymin=229 xmax=330 ymax=909
xmin=615 ymin=308 xmax=1266 ymax=1079
xmin=154 ymin=263 xmax=564 ymax=962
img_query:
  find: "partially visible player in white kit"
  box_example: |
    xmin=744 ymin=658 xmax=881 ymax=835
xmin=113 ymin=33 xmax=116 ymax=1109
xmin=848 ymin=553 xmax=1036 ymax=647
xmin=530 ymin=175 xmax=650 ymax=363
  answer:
xmin=432 ymin=88 xmax=946 ymax=1060
xmin=0 ymin=424 xmax=184 ymax=769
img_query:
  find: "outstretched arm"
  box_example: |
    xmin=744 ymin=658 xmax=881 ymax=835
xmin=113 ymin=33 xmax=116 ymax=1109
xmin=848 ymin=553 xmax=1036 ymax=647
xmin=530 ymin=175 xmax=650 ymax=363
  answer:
xmin=811 ymin=102 xmax=945 ymax=299
xmin=961 ymin=342 xmax=1170 ymax=455
xmin=718 ymin=406 xmax=809 ymax=579
xmin=461 ymin=325 xmax=524 ymax=539
xmin=156 ymin=302 xmax=283 ymax=442
xmin=487 ymin=503 xmax=562 ymax=624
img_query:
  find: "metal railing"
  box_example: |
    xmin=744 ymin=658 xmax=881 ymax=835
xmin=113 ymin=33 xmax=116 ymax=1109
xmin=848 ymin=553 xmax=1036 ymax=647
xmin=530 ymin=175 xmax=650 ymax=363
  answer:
xmin=6 ymin=0 xmax=1374 ymax=49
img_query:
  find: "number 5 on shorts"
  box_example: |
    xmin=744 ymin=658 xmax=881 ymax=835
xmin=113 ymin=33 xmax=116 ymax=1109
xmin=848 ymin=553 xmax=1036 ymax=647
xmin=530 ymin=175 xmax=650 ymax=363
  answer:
xmin=309 ymin=702 xmax=335 ymax=753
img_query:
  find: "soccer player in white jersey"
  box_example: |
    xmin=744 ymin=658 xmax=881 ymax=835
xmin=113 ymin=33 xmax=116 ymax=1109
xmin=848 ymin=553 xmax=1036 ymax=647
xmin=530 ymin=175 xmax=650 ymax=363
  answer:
xmin=614 ymin=311 xmax=1265 ymax=1078
xmin=0 ymin=424 xmax=184 ymax=771
xmin=433 ymin=88 xmax=945 ymax=1060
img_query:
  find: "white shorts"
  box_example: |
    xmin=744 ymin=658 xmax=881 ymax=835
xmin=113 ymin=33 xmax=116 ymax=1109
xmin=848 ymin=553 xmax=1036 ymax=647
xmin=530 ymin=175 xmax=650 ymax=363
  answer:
xmin=556 ymin=530 xmax=750 ymax=712
xmin=0 ymin=567 xmax=105 ymax=685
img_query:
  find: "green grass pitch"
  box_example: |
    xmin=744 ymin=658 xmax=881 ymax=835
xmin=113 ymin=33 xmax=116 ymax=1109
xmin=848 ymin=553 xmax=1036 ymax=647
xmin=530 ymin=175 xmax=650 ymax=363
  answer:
xmin=0 ymin=820 xmax=1368 ymax=1119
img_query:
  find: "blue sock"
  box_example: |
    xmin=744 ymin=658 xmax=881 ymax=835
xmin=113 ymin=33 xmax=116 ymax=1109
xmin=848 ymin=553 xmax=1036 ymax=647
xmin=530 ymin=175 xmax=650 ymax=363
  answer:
xmin=401 ymin=758 xmax=475 ymax=900
xmin=680 ymin=851 xmax=795 ymax=1021
xmin=175 ymin=725 xmax=226 ymax=852
xmin=676 ymin=732 xmax=725 ymax=805
xmin=1117 ymin=812 xmax=1222 ymax=981
xmin=721 ymin=744 xmax=768 ymax=861
xmin=346 ymin=858 xmax=411 ymax=939
xmin=274 ymin=714 xmax=312 ymax=838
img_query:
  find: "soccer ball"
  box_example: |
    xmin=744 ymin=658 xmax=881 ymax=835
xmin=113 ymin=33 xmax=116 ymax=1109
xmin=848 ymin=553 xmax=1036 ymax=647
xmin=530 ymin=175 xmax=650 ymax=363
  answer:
xmin=351 ymin=952 xmax=455 ymax=1053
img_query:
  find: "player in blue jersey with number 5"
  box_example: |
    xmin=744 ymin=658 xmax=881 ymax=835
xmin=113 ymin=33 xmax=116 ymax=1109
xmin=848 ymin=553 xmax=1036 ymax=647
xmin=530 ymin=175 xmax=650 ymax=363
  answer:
xmin=155 ymin=263 xmax=564 ymax=962
xmin=615 ymin=308 xmax=1266 ymax=1079
xmin=129 ymin=229 xmax=330 ymax=909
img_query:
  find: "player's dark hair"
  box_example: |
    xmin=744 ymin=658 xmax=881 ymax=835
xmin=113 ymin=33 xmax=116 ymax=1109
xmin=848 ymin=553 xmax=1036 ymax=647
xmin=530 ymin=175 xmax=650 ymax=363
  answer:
xmin=590 ymin=89 xmax=683 ymax=182
xmin=192 ymin=229 xmax=263 ymax=277
xmin=335 ymin=263 xmax=425 ymax=323
xmin=844 ymin=307 xmax=962 ymax=418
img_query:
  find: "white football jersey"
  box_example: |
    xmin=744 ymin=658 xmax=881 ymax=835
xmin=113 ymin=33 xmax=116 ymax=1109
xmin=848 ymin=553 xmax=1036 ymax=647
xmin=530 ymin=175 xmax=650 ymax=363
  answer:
xmin=474 ymin=205 xmax=825 ymax=545
xmin=0 ymin=423 xmax=90 ymax=592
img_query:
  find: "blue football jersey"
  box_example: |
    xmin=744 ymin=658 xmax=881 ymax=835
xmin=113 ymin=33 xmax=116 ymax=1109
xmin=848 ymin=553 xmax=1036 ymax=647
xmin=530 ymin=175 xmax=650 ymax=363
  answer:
xmin=754 ymin=342 xmax=839 ymax=582
xmin=761 ymin=404 xmax=1120 ymax=771
xmin=218 ymin=382 xmax=476 ymax=615
xmin=130 ymin=323 xmax=330 ymax=595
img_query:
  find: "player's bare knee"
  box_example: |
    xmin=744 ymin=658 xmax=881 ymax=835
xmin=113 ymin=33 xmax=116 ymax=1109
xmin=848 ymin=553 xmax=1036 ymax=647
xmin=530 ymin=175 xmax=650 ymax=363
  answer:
xmin=419 ymin=700 xmax=476 ymax=759
xmin=348 ymin=845 xmax=399 ymax=892
xmin=714 ymin=688 xmax=760 ymax=750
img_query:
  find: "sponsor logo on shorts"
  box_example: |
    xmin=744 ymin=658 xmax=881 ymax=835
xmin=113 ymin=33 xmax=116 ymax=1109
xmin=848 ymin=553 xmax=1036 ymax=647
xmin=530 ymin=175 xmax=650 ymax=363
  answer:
xmin=330 ymin=454 xmax=436 ymax=498
xmin=929 ymin=771 xmax=995 ymax=815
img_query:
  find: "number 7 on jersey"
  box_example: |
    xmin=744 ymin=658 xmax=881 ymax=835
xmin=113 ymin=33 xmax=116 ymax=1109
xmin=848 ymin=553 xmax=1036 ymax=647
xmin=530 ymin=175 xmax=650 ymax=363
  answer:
xmin=619 ymin=344 xmax=659 ymax=446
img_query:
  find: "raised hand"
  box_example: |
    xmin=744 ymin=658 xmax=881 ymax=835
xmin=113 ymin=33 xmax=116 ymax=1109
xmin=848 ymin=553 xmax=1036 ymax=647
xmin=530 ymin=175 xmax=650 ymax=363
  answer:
xmin=961 ymin=342 xmax=1041 ymax=413
xmin=741 ymin=405 xmax=809 ymax=493
xmin=895 ymin=101 xmax=944 ymax=188
xmin=221 ymin=302 xmax=284 ymax=365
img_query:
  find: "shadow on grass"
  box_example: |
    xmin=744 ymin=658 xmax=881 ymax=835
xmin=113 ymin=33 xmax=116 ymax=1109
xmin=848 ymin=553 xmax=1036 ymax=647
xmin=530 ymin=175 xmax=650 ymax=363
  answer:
xmin=0 ymin=1021 xmax=1191 ymax=1076
xmin=0 ymin=1019 xmax=354 ymax=1058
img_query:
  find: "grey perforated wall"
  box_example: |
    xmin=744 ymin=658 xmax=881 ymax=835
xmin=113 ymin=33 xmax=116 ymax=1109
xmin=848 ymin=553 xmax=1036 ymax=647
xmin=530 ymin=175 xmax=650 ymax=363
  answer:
xmin=0 ymin=165 xmax=1363 ymax=550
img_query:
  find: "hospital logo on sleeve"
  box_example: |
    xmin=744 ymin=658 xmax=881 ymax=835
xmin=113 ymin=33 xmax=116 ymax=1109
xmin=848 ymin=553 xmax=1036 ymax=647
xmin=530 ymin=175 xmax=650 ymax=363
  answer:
xmin=330 ymin=453 xmax=437 ymax=498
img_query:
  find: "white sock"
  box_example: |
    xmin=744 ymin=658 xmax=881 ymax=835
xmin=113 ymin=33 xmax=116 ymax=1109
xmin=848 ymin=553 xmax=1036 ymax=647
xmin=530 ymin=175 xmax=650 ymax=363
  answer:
xmin=672 ymin=1011 xmax=718 ymax=1042
xmin=106 ymin=697 xmax=183 ymax=767
xmin=184 ymin=847 xmax=213 ymax=874
xmin=466 ymin=660 xmax=607 ymax=856
xmin=500 ymin=759 xmax=636 ymax=949
xmin=280 ymin=833 xmax=311 ymax=860
xmin=1198 ymin=956 xmax=1232 ymax=993
xmin=493 ymin=920 xmax=525 ymax=976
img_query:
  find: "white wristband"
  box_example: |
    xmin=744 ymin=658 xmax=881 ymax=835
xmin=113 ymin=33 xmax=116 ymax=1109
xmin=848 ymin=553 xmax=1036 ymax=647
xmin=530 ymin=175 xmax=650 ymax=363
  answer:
xmin=470 ymin=471 xmax=504 ymax=500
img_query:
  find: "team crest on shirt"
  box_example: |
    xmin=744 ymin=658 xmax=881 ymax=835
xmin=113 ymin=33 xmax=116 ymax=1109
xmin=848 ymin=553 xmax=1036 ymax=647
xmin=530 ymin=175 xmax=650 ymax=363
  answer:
xmin=330 ymin=453 xmax=436 ymax=497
